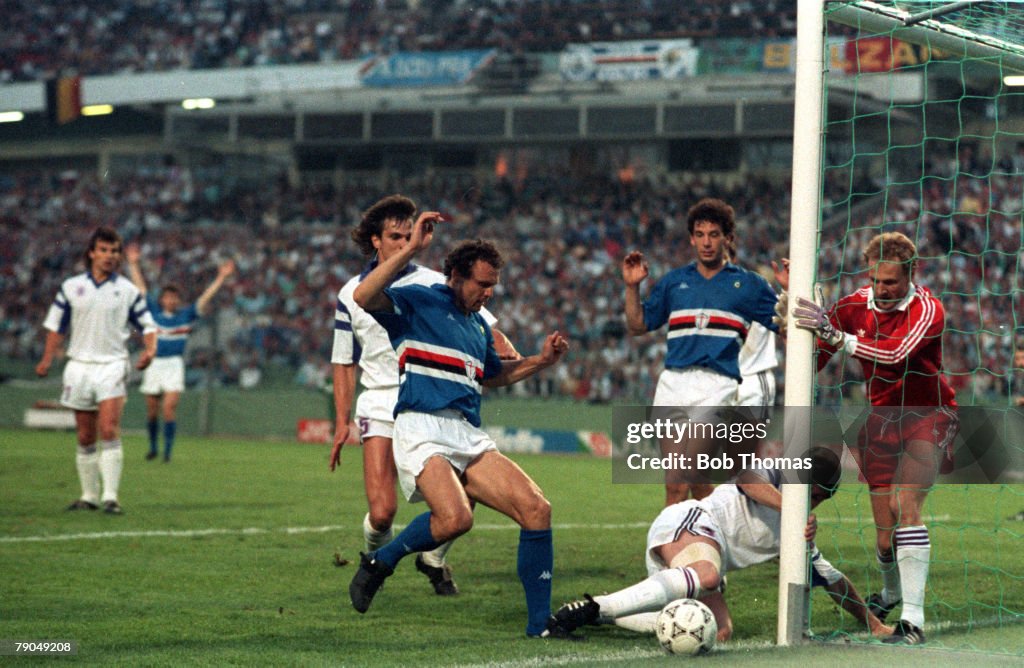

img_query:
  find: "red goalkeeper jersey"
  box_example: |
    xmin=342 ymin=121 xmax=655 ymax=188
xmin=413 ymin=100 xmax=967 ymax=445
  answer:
xmin=817 ymin=284 xmax=957 ymax=409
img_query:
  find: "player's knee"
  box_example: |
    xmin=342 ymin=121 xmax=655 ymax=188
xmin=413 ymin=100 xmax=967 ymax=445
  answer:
xmin=517 ymin=493 xmax=551 ymax=530
xmin=367 ymin=505 xmax=396 ymax=531
xmin=697 ymin=569 xmax=721 ymax=593
xmin=432 ymin=507 xmax=474 ymax=541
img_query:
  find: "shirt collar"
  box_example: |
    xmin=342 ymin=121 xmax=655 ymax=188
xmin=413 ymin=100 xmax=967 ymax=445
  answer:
xmin=868 ymin=282 xmax=916 ymax=312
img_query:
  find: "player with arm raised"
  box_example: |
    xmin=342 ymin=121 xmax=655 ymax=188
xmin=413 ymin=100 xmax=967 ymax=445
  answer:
xmin=550 ymin=449 xmax=893 ymax=641
xmin=331 ymin=195 xmax=520 ymax=597
xmin=35 ymin=227 xmax=158 ymax=515
xmin=125 ymin=244 xmax=235 ymax=462
xmin=345 ymin=213 xmax=571 ymax=639
xmin=792 ymin=231 xmax=958 ymax=645
xmin=622 ymin=199 xmax=780 ymax=505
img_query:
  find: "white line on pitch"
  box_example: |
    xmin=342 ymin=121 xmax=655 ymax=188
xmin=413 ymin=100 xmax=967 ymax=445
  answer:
xmin=0 ymin=515 xmax=952 ymax=544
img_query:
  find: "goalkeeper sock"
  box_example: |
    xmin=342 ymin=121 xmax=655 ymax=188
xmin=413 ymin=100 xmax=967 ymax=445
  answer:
xmin=518 ymin=528 xmax=553 ymax=637
xmin=374 ymin=511 xmax=439 ymax=570
xmin=876 ymin=546 xmax=902 ymax=605
xmin=594 ymin=566 xmax=705 ymax=620
xmin=421 ymin=539 xmax=453 ymax=568
xmin=895 ymin=526 xmax=930 ymax=628
xmin=146 ymin=419 xmax=159 ymax=455
xmin=362 ymin=513 xmax=394 ymax=553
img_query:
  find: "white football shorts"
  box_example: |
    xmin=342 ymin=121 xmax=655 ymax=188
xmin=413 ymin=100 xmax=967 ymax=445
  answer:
xmin=736 ymin=369 xmax=776 ymax=412
xmin=140 ymin=356 xmax=185 ymax=395
xmin=354 ymin=387 xmax=398 ymax=441
xmin=392 ymin=409 xmax=498 ymax=502
xmin=61 ymin=359 xmax=129 ymax=411
xmin=644 ymin=500 xmax=726 ymax=576
xmin=653 ymin=367 xmax=738 ymax=408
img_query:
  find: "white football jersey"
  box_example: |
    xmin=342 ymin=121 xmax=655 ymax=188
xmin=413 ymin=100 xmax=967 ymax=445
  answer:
xmin=738 ymin=321 xmax=778 ymax=376
xmin=696 ymin=473 xmax=784 ymax=571
xmin=332 ymin=263 xmax=496 ymax=391
xmin=43 ymin=272 xmax=157 ymax=363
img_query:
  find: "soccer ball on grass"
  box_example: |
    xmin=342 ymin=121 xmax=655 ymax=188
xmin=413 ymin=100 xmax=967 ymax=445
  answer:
xmin=655 ymin=598 xmax=717 ymax=655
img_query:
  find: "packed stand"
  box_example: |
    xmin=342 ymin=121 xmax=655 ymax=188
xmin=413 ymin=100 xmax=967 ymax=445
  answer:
xmin=1 ymin=156 xmax=1018 ymax=407
xmin=1 ymin=0 xmax=797 ymax=83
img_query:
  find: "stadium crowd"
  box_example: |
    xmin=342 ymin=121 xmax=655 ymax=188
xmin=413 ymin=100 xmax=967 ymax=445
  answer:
xmin=1 ymin=0 xmax=797 ymax=83
xmin=2 ymin=147 xmax=1020 ymax=406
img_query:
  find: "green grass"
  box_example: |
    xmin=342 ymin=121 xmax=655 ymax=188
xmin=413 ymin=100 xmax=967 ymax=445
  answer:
xmin=1 ymin=428 xmax=1022 ymax=666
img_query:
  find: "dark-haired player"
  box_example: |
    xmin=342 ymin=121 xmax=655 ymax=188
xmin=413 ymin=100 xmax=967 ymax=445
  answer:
xmin=622 ymin=198 xmax=781 ymax=505
xmin=552 ymin=450 xmax=892 ymax=641
xmin=36 ymin=227 xmax=158 ymax=514
xmin=125 ymin=244 xmax=235 ymax=462
xmin=346 ymin=212 xmax=571 ymax=638
xmin=331 ymin=194 xmax=519 ymax=597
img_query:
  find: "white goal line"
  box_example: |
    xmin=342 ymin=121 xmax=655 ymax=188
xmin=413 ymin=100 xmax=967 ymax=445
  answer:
xmin=0 ymin=516 xmax=950 ymax=544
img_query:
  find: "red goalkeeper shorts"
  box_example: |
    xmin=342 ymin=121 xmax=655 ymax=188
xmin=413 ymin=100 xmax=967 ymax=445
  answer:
xmin=855 ymin=406 xmax=959 ymax=488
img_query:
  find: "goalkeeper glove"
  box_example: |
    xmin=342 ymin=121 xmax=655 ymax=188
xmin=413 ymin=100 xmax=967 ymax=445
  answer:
xmin=772 ymin=291 xmax=788 ymax=336
xmin=792 ymin=286 xmax=846 ymax=348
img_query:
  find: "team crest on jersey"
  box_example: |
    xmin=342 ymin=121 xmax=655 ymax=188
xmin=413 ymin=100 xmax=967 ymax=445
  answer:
xmin=734 ymin=281 xmax=741 ymax=288
xmin=695 ymin=312 xmax=710 ymax=329
xmin=464 ymin=359 xmax=480 ymax=380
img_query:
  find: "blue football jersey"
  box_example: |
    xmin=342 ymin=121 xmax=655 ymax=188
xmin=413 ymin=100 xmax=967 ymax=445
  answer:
xmin=147 ymin=295 xmax=199 ymax=358
xmin=642 ymin=262 xmax=778 ymax=381
xmin=371 ymin=283 xmax=502 ymax=427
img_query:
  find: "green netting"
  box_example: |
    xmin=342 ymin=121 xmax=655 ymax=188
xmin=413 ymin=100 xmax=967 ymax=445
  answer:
xmin=807 ymin=0 xmax=1024 ymax=655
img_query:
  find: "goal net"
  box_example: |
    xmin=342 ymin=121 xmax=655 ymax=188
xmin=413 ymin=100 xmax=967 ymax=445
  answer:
xmin=797 ymin=0 xmax=1024 ymax=655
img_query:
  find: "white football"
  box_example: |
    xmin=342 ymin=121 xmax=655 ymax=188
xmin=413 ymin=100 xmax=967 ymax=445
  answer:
xmin=655 ymin=598 xmax=717 ymax=656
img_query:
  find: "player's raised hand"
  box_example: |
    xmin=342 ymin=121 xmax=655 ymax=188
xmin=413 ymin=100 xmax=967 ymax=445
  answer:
xmin=218 ymin=258 xmax=236 ymax=279
xmin=539 ymin=331 xmax=569 ymax=365
xmin=125 ymin=243 xmax=142 ymax=265
xmin=622 ymin=250 xmax=649 ymax=286
xmin=771 ymin=258 xmax=790 ymax=291
xmin=408 ymin=211 xmax=444 ymax=253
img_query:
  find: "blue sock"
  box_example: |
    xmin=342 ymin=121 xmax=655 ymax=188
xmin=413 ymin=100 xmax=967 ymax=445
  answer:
xmin=518 ymin=528 xmax=553 ymax=636
xmin=374 ymin=511 xmax=440 ymax=570
xmin=146 ymin=419 xmax=159 ymax=454
xmin=163 ymin=421 xmax=176 ymax=459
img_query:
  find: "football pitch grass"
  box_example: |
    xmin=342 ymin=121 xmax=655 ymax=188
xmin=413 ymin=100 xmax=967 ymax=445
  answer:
xmin=2 ymin=428 xmax=1022 ymax=666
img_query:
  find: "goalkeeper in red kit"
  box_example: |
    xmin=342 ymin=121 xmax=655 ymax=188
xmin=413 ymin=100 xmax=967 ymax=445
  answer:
xmin=792 ymin=231 xmax=958 ymax=646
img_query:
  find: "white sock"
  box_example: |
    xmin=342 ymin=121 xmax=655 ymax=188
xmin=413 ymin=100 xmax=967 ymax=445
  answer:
xmin=593 ymin=567 xmax=704 ymax=620
xmin=76 ymin=444 xmax=100 ymax=504
xmin=613 ymin=612 xmax=659 ymax=634
xmin=98 ymin=440 xmax=123 ymax=503
xmin=363 ymin=513 xmax=393 ymax=552
xmin=895 ymin=526 xmax=930 ymax=628
xmin=421 ymin=539 xmax=453 ymax=568
xmin=876 ymin=546 xmax=902 ymax=604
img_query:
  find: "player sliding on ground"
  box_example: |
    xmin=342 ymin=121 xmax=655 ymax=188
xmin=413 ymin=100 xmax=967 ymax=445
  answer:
xmin=550 ymin=449 xmax=893 ymax=641
xmin=346 ymin=212 xmax=573 ymax=639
